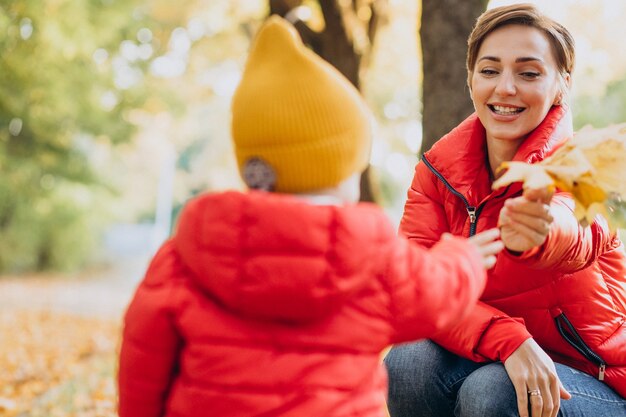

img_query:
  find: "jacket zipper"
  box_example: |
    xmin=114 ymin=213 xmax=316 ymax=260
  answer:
xmin=422 ymin=157 xmax=608 ymax=379
xmin=422 ymin=156 xmax=486 ymax=237
xmin=554 ymin=312 xmax=607 ymax=380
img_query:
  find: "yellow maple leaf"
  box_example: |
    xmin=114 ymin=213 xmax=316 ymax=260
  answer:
xmin=493 ymin=123 xmax=626 ymax=229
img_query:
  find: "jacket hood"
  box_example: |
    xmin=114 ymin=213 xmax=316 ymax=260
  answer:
xmin=424 ymin=105 xmax=573 ymax=205
xmin=173 ymin=191 xmax=389 ymax=323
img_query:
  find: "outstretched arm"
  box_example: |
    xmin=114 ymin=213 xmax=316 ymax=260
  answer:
xmin=388 ymin=229 xmax=503 ymax=344
xmin=499 ymin=189 xmax=619 ymax=272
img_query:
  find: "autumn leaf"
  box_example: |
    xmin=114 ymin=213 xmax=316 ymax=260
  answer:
xmin=0 ymin=310 xmax=120 ymax=417
xmin=493 ymin=123 xmax=626 ymax=229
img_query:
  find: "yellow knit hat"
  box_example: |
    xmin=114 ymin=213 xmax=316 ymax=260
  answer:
xmin=231 ymin=16 xmax=371 ymax=193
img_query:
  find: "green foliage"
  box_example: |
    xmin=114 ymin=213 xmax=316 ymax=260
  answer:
xmin=573 ymin=76 xmax=626 ymax=129
xmin=0 ymin=0 xmax=179 ymax=273
xmin=0 ymin=179 xmax=101 ymax=272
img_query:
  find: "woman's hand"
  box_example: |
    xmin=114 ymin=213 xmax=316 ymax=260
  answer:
xmin=499 ymin=188 xmax=554 ymax=253
xmin=504 ymin=338 xmax=571 ymax=417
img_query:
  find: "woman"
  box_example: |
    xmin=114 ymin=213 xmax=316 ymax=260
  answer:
xmin=385 ymin=4 xmax=626 ymax=417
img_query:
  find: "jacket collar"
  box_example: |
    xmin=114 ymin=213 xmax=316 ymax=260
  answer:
xmin=423 ymin=105 xmax=573 ymax=205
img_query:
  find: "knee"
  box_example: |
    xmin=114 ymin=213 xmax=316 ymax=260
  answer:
xmin=384 ymin=340 xmax=446 ymax=390
xmin=384 ymin=341 xmax=454 ymax=417
xmin=456 ymin=363 xmax=518 ymax=417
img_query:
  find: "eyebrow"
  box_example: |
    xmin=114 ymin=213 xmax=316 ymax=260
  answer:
xmin=478 ymin=56 xmax=545 ymax=64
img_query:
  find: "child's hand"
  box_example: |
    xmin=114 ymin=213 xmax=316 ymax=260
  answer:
xmin=443 ymin=228 xmax=504 ymax=269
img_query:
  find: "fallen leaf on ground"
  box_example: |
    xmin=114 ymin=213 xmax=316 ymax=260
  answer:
xmin=0 ymin=310 xmax=120 ymax=417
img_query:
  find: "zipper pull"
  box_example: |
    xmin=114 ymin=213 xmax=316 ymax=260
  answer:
xmin=467 ymin=206 xmax=477 ymax=224
xmin=599 ymin=364 xmax=606 ymax=381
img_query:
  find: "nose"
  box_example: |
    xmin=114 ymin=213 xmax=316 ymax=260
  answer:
xmin=495 ymin=71 xmax=516 ymax=96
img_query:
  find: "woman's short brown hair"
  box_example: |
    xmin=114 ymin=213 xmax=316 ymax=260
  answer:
xmin=466 ymin=3 xmax=575 ymax=89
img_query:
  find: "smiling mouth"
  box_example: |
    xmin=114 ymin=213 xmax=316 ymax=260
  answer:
xmin=488 ymin=105 xmax=525 ymax=115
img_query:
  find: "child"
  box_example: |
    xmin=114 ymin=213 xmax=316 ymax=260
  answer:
xmin=118 ymin=16 xmax=503 ymax=417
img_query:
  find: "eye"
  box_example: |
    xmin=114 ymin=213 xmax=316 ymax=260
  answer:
xmin=479 ymin=68 xmax=499 ymax=76
xmin=520 ymin=72 xmax=541 ymax=80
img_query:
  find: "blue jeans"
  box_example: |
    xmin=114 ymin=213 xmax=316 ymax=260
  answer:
xmin=384 ymin=340 xmax=626 ymax=417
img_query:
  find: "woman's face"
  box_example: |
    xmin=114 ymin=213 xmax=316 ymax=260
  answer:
xmin=470 ymin=24 xmax=566 ymax=146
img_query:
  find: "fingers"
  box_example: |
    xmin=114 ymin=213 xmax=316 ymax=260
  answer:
xmin=501 ymin=209 xmax=551 ymax=236
xmin=469 ymin=229 xmax=504 ymax=256
xmin=501 ymin=219 xmax=545 ymax=249
xmin=543 ymin=374 xmax=571 ymax=417
xmin=468 ymin=227 xmax=501 ymax=245
xmin=511 ymin=379 xmax=534 ymax=417
xmin=479 ymin=240 xmax=505 ymax=257
xmin=524 ymin=187 xmax=554 ymax=204
xmin=512 ymin=379 xmax=530 ymax=417
xmin=467 ymin=228 xmax=504 ymax=269
xmin=528 ymin=387 xmax=543 ymax=417
xmin=526 ymin=374 xmax=561 ymax=417
xmin=483 ymin=255 xmax=497 ymax=269
xmin=559 ymin=380 xmax=572 ymax=400
xmin=504 ymin=198 xmax=553 ymax=222
xmin=547 ymin=375 xmax=560 ymax=417
xmin=538 ymin=375 xmax=556 ymax=417
xmin=504 ymin=339 xmax=563 ymax=417
xmin=441 ymin=229 xmax=504 ymax=267
xmin=499 ymin=197 xmax=553 ymax=251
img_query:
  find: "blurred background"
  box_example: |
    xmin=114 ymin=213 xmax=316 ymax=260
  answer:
xmin=0 ymin=0 xmax=625 ymax=415
xmin=2 ymin=0 xmax=626 ymax=274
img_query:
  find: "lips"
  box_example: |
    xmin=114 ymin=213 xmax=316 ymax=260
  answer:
xmin=488 ymin=104 xmax=525 ymax=115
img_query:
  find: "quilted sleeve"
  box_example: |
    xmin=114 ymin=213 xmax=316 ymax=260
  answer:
xmin=118 ymin=243 xmax=183 ymax=417
xmin=431 ymin=302 xmax=532 ymax=362
xmin=504 ymin=192 xmax=620 ymax=272
xmin=387 ymin=235 xmax=488 ymax=344
xmin=393 ymin=158 xmax=532 ymax=361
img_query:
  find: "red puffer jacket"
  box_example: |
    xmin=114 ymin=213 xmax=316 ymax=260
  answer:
xmin=400 ymin=105 xmax=626 ymax=398
xmin=118 ymin=190 xmax=488 ymax=417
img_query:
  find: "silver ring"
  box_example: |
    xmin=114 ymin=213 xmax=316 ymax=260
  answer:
xmin=528 ymin=389 xmax=541 ymax=397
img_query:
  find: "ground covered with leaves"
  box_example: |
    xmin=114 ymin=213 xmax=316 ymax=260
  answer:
xmin=0 ymin=259 xmax=144 ymax=417
xmin=0 ymin=310 xmax=120 ymax=417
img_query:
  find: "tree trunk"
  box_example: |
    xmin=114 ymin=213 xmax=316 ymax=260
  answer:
xmin=419 ymin=0 xmax=487 ymax=154
xmin=268 ymin=0 xmax=386 ymax=202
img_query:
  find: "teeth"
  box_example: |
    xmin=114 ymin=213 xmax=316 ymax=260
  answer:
xmin=492 ymin=105 xmax=523 ymax=115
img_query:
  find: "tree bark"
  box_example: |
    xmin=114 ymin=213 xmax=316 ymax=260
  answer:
xmin=419 ymin=0 xmax=487 ymax=154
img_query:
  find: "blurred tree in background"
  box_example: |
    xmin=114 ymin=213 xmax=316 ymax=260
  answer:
xmin=574 ymin=76 xmax=626 ymax=130
xmin=1 ymin=0 xmax=624 ymax=274
xmin=0 ymin=0 xmax=185 ymax=272
xmin=419 ymin=0 xmax=487 ymax=154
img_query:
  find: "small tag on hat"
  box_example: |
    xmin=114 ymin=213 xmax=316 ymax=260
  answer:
xmin=242 ymin=157 xmax=277 ymax=191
